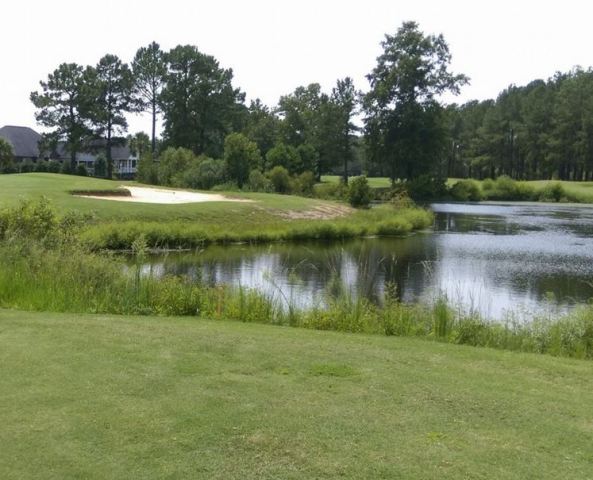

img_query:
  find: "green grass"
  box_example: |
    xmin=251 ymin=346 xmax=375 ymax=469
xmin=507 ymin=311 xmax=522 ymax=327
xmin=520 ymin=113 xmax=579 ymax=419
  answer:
xmin=0 ymin=173 xmax=328 ymax=221
xmin=449 ymin=178 xmax=593 ymax=203
xmin=1 ymin=309 xmax=593 ymax=479
xmin=0 ymin=174 xmax=433 ymax=249
xmin=321 ymin=175 xmax=392 ymax=188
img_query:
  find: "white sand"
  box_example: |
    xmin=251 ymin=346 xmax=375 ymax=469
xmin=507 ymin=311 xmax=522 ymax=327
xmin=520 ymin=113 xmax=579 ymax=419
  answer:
xmin=77 ymin=186 xmax=252 ymax=204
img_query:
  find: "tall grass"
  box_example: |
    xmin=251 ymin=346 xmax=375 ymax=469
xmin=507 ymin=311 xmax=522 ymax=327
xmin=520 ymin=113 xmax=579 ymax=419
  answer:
xmin=1 ymin=198 xmax=592 ymax=360
xmin=450 ymin=176 xmax=587 ymax=203
xmin=79 ymin=206 xmax=434 ymax=250
xmin=1 ymin=238 xmax=593 ymax=360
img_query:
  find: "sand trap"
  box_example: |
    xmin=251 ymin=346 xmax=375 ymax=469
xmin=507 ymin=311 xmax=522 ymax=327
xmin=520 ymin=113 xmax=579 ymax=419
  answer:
xmin=76 ymin=186 xmax=252 ymax=204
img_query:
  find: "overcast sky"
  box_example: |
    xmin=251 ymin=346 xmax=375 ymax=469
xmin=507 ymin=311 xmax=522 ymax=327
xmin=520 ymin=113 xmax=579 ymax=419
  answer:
xmin=1 ymin=0 xmax=592 ymax=135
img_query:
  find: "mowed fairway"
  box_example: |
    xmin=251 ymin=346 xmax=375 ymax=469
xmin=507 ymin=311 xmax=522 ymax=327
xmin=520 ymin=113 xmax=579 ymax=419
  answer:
xmin=0 ymin=173 xmax=335 ymax=223
xmin=1 ymin=309 xmax=593 ymax=479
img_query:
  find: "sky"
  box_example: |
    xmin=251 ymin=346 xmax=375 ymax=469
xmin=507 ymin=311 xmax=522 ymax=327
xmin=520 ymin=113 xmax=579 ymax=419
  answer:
xmin=1 ymin=0 xmax=592 ymax=135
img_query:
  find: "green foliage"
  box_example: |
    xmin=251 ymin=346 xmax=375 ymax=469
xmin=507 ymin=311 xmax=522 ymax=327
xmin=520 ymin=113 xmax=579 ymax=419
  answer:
xmin=450 ymin=179 xmax=482 ymax=201
xmin=223 ymin=132 xmax=262 ymax=188
xmin=292 ymin=171 xmax=316 ymax=197
xmin=131 ymin=42 xmax=167 ymax=154
xmin=267 ymin=165 xmax=292 ymax=193
xmin=406 ymin=175 xmax=448 ymax=200
xmin=87 ymin=54 xmax=135 ymax=178
xmin=136 ymin=152 xmax=159 ymax=184
xmin=313 ymin=181 xmax=348 ymax=200
xmin=363 ymin=21 xmax=468 ymax=182
xmin=265 ymin=143 xmax=300 ymax=171
xmin=19 ymin=159 xmax=35 ymax=174
xmin=161 ymin=44 xmax=245 ymax=157
xmin=30 ymin=62 xmax=93 ymax=170
xmin=538 ymin=182 xmax=566 ymax=202
xmin=93 ymin=154 xmax=107 ymax=178
xmin=35 ymin=161 xmax=49 ymax=173
xmin=157 ymin=147 xmax=195 ymax=185
xmin=347 ymin=175 xmax=372 ymax=207
xmin=75 ymin=164 xmax=88 ymax=176
xmin=182 ymin=156 xmax=225 ymax=190
xmin=246 ymin=169 xmax=272 ymax=192
xmin=0 ymin=138 xmax=16 ymax=173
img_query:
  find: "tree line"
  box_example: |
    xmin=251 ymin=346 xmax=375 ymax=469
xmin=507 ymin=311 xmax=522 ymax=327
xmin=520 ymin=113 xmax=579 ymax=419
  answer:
xmin=26 ymin=22 xmax=469 ymax=189
xmin=26 ymin=21 xmax=593 ymax=188
xmin=445 ymin=69 xmax=593 ymax=181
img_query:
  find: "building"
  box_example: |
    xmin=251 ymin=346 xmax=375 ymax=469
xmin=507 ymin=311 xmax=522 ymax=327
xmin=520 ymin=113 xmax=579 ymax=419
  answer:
xmin=0 ymin=125 xmax=43 ymax=162
xmin=0 ymin=125 xmax=138 ymax=178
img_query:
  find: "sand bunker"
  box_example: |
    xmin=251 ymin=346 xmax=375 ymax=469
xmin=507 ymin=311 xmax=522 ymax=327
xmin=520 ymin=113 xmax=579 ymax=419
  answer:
xmin=76 ymin=186 xmax=252 ymax=204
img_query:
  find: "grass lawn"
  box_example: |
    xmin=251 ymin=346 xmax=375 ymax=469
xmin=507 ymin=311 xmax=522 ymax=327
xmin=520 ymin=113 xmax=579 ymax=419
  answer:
xmin=1 ymin=309 xmax=592 ymax=479
xmin=448 ymin=178 xmax=593 ymax=203
xmin=0 ymin=173 xmax=330 ymax=222
xmin=321 ymin=175 xmax=392 ymax=188
xmin=0 ymin=173 xmax=433 ymax=249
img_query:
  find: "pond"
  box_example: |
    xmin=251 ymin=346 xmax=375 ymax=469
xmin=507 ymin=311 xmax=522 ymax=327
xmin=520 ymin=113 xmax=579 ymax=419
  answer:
xmin=136 ymin=202 xmax=593 ymax=320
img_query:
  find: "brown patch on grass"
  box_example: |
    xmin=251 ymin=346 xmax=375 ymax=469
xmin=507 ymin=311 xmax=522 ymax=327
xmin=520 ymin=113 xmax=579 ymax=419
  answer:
xmin=275 ymin=203 xmax=353 ymax=220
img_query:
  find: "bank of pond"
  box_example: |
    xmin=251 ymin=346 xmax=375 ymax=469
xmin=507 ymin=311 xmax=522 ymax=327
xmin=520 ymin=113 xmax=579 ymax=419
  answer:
xmin=2 ymin=198 xmax=593 ymax=360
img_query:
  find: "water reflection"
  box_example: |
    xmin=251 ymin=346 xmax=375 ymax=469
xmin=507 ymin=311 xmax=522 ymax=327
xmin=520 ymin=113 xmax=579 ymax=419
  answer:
xmin=135 ymin=202 xmax=593 ymax=320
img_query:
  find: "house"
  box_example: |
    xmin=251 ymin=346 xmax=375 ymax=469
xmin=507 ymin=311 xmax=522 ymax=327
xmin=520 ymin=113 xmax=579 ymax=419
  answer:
xmin=0 ymin=125 xmax=43 ymax=162
xmin=0 ymin=125 xmax=138 ymax=178
xmin=53 ymin=140 xmax=138 ymax=178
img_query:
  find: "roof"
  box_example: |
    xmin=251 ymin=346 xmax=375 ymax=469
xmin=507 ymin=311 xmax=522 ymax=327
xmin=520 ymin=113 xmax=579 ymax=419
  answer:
xmin=0 ymin=125 xmax=41 ymax=158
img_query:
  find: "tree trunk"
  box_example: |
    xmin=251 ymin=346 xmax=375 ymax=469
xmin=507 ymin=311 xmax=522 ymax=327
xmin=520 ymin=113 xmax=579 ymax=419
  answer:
xmin=106 ymin=127 xmax=113 ymax=179
xmin=151 ymin=98 xmax=157 ymax=156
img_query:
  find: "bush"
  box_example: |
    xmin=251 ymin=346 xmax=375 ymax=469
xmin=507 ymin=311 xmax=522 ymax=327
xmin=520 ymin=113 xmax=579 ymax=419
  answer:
xmin=314 ymin=182 xmax=348 ymax=200
xmin=347 ymin=176 xmax=372 ymax=208
xmin=211 ymin=182 xmax=240 ymax=192
xmin=75 ymin=164 xmax=88 ymax=177
xmin=246 ymin=169 xmax=272 ymax=192
xmin=267 ymin=166 xmax=292 ymax=193
xmin=223 ymin=133 xmax=262 ymax=188
xmin=450 ymin=179 xmax=482 ymax=201
xmin=35 ymin=161 xmax=49 ymax=173
xmin=19 ymin=160 xmax=35 ymax=173
xmin=180 ymin=157 xmax=225 ymax=190
xmin=94 ymin=154 xmax=107 ymax=178
xmin=47 ymin=160 xmax=62 ymax=174
xmin=481 ymin=176 xmax=535 ymax=201
xmin=157 ymin=147 xmax=195 ymax=185
xmin=538 ymin=182 xmax=566 ymax=202
xmin=136 ymin=153 xmax=159 ymax=184
xmin=292 ymin=171 xmax=316 ymax=197
xmin=406 ymin=175 xmax=448 ymax=200
xmin=265 ymin=143 xmax=300 ymax=172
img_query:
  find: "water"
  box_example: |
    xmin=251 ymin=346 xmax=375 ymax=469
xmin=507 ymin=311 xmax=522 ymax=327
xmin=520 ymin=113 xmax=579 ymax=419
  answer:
xmin=136 ymin=202 xmax=593 ymax=320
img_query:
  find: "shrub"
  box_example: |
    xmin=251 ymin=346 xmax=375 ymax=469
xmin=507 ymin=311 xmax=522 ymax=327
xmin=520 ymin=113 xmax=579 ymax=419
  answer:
xmin=47 ymin=160 xmax=62 ymax=173
xmin=157 ymin=147 xmax=195 ymax=185
xmin=246 ymin=169 xmax=272 ymax=192
xmin=19 ymin=159 xmax=35 ymax=173
xmin=35 ymin=161 xmax=49 ymax=173
xmin=75 ymin=164 xmax=88 ymax=177
xmin=292 ymin=171 xmax=316 ymax=196
xmin=267 ymin=166 xmax=292 ymax=193
xmin=538 ymin=182 xmax=566 ymax=202
xmin=314 ymin=182 xmax=347 ymax=200
xmin=406 ymin=175 xmax=448 ymax=200
xmin=450 ymin=179 xmax=482 ymax=201
xmin=482 ymin=178 xmax=495 ymax=192
xmin=348 ymin=176 xmax=372 ymax=208
xmin=265 ymin=143 xmax=300 ymax=172
xmin=94 ymin=154 xmax=107 ymax=178
xmin=180 ymin=157 xmax=225 ymax=190
xmin=223 ymin=133 xmax=262 ymax=188
xmin=136 ymin=153 xmax=159 ymax=184
xmin=211 ymin=182 xmax=240 ymax=192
